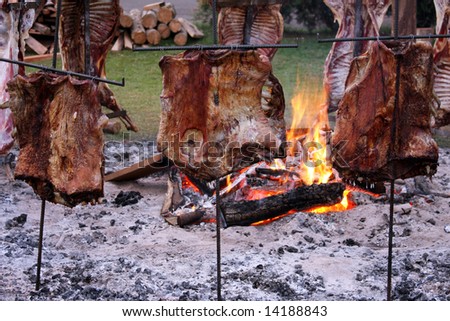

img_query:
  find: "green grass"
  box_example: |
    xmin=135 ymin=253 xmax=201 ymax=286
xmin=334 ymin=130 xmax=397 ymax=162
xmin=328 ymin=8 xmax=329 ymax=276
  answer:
xmin=106 ymin=29 xmax=333 ymax=140
xmin=24 ymin=27 xmax=450 ymax=149
xmin=27 ymin=28 xmax=334 ymax=141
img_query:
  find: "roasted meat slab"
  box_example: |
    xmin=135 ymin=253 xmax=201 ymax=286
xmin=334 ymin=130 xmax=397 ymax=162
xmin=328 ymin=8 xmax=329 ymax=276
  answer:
xmin=158 ymin=50 xmax=286 ymax=181
xmin=323 ymin=0 xmax=391 ymax=111
xmin=0 ymin=5 xmax=34 ymax=154
xmin=217 ymin=3 xmax=284 ymax=60
xmin=59 ymin=0 xmax=137 ymax=131
xmin=433 ymin=0 xmax=450 ymax=127
xmin=6 ymin=72 xmax=107 ymax=206
xmin=332 ymin=41 xmax=438 ymax=181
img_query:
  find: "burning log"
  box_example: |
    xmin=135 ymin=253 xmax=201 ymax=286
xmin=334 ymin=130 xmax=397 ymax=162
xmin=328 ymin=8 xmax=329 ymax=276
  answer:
xmin=433 ymin=0 xmax=450 ymax=128
xmin=157 ymin=49 xmax=286 ymax=181
xmin=221 ymin=182 xmax=345 ymax=226
xmin=160 ymin=166 xmax=346 ymax=227
xmin=6 ymin=72 xmax=106 ymax=207
xmin=323 ymin=0 xmax=391 ymax=111
xmin=332 ymin=41 xmax=439 ymax=182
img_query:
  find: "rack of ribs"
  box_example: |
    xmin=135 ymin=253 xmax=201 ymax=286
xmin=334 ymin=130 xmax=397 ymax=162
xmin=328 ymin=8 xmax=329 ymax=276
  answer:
xmin=59 ymin=0 xmax=138 ymax=131
xmin=433 ymin=0 xmax=450 ymax=128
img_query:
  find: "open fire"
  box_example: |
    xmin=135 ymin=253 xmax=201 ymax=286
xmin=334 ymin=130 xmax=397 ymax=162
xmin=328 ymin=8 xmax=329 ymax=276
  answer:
xmin=163 ymin=79 xmax=366 ymax=226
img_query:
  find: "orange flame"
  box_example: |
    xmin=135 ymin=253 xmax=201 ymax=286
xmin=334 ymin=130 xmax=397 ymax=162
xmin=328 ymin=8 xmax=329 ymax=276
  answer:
xmin=285 ymin=79 xmax=356 ymax=213
xmin=181 ymin=174 xmax=201 ymax=194
xmin=307 ymin=189 xmax=356 ymax=214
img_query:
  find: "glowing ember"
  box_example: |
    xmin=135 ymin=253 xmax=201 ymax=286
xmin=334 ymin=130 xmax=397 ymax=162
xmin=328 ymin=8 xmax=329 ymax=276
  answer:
xmin=307 ymin=189 xmax=356 ymax=214
xmin=181 ymin=174 xmax=201 ymax=194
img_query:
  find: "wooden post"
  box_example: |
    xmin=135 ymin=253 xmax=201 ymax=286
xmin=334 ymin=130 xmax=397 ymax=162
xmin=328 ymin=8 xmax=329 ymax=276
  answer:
xmin=392 ymin=0 xmax=416 ymax=36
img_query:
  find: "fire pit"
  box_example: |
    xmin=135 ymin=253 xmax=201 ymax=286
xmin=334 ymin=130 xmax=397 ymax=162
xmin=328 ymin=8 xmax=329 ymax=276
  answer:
xmin=160 ymin=81 xmax=360 ymax=227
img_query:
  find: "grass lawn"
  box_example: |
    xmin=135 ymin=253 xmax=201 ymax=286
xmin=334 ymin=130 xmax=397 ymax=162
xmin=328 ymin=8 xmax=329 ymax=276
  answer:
xmin=31 ymin=26 xmax=333 ymax=142
xmin=28 ymin=25 xmax=450 ymax=148
xmin=106 ymin=29 xmax=333 ymax=141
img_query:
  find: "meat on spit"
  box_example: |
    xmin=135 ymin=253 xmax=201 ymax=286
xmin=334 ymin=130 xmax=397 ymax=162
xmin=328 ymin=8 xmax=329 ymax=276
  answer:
xmin=0 ymin=3 xmax=34 ymax=154
xmin=323 ymin=0 xmax=391 ymax=112
xmin=7 ymin=72 xmax=107 ymax=207
xmin=217 ymin=2 xmax=284 ymax=60
xmin=59 ymin=0 xmax=138 ymax=131
xmin=332 ymin=41 xmax=439 ymax=182
xmin=157 ymin=50 xmax=286 ymax=181
xmin=433 ymin=0 xmax=450 ymax=127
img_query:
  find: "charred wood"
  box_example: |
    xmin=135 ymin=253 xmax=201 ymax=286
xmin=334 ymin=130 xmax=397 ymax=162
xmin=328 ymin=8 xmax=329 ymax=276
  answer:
xmin=221 ymin=183 xmax=345 ymax=226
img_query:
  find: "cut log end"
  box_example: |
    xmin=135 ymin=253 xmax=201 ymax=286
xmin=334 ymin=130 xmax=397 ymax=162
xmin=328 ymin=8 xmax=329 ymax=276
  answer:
xmin=119 ymin=12 xmax=133 ymax=29
xmin=169 ymin=18 xmax=182 ymax=33
xmin=173 ymin=29 xmax=188 ymax=46
xmin=157 ymin=3 xmax=176 ymax=24
xmin=141 ymin=10 xmax=158 ymax=29
xmin=130 ymin=9 xmax=147 ymax=45
xmin=146 ymin=28 xmax=162 ymax=45
xmin=157 ymin=23 xmax=171 ymax=39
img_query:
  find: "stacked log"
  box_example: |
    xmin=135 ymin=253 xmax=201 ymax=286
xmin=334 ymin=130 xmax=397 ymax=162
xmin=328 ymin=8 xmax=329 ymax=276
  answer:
xmin=113 ymin=2 xmax=204 ymax=51
xmin=25 ymin=1 xmax=204 ymax=55
xmin=24 ymin=0 xmax=56 ymax=55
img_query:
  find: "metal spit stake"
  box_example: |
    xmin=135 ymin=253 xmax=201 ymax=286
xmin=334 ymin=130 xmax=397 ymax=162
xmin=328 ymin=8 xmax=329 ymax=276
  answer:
xmin=7 ymin=0 xmax=50 ymax=292
xmin=215 ymin=178 xmax=222 ymax=301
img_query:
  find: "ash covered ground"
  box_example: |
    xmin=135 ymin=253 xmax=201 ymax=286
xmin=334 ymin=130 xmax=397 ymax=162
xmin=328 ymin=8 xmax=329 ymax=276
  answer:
xmin=0 ymin=143 xmax=449 ymax=301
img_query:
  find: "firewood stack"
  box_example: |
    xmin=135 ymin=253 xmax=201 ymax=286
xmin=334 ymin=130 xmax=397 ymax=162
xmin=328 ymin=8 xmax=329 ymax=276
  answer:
xmin=113 ymin=2 xmax=204 ymax=51
xmin=25 ymin=0 xmax=57 ymax=55
xmin=25 ymin=1 xmax=204 ymax=56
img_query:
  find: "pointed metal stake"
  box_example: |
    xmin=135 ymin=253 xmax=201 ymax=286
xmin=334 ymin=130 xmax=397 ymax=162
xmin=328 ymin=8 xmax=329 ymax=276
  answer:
xmin=35 ymin=199 xmax=46 ymax=290
xmin=387 ymin=180 xmax=395 ymax=301
xmin=215 ymin=178 xmax=222 ymax=301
